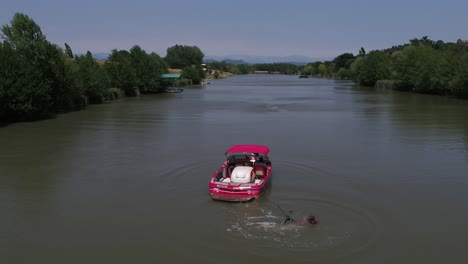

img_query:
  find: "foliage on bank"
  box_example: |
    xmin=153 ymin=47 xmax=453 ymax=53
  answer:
xmin=299 ymin=37 xmax=468 ymax=99
xmin=0 ymin=13 xmax=206 ymax=123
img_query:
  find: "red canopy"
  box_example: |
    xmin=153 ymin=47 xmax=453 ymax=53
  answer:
xmin=225 ymin=144 xmax=270 ymax=156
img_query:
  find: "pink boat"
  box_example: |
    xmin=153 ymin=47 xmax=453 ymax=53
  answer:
xmin=209 ymin=144 xmax=272 ymax=202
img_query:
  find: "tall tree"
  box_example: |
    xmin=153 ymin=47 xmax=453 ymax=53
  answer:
xmin=1 ymin=13 xmax=46 ymax=52
xmin=356 ymin=50 xmax=392 ymax=86
xmin=165 ymin=44 xmax=204 ymax=69
xmin=237 ymin=64 xmax=252 ymax=74
xmin=182 ymin=65 xmax=205 ymax=84
xmin=104 ymin=49 xmax=137 ymax=96
xmin=64 ymin=43 xmax=73 ymax=58
xmin=75 ymin=51 xmax=109 ymax=103
xmin=332 ymin=53 xmax=355 ymax=70
xmin=450 ymin=53 xmax=468 ymax=98
xmin=0 ymin=13 xmax=59 ymax=120
xmin=129 ymin=45 xmax=166 ymax=92
xmin=0 ymin=41 xmax=49 ymax=121
xmin=318 ymin=63 xmax=327 ymax=77
xmin=395 ymin=45 xmax=448 ymax=94
xmin=359 ymin=47 xmax=366 ymax=56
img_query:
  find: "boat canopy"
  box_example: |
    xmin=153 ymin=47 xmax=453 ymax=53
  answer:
xmin=225 ymin=144 xmax=270 ymax=156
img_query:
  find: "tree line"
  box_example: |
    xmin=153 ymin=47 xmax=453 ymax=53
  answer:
xmin=300 ymin=37 xmax=468 ymax=99
xmin=207 ymin=37 xmax=468 ymax=100
xmin=0 ymin=13 xmax=206 ymax=123
xmin=206 ymin=61 xmax=299 ymax=75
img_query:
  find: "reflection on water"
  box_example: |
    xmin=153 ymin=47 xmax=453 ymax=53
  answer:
xmin=1 ymin=75 xmax=468 ymax=264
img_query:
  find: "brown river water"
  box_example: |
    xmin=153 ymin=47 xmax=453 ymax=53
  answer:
xmin=1 ymin=74 xmax=468 ymax=263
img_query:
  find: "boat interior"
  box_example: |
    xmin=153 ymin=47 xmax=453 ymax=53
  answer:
xmin=214 ymin=155 xmax=269 ymax=185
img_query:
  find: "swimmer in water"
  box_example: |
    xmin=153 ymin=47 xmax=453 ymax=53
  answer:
xmin=284 ymin=215 xmax=319 ymax=225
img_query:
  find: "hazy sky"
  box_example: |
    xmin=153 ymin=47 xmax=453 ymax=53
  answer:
xmin=1 ymin=0 xmax=467 ymax=58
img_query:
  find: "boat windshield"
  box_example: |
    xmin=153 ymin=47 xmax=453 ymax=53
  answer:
xmin=227 ymin=154 xmax=269 ymax=164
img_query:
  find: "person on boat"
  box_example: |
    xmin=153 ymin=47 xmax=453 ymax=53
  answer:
xmin=226 ymin=157 xmax=236 ymax=176
xmin=284 ymin=215 xmax=319 ymax=225
xmin=257 ymin=157 xmax=267 ymax=166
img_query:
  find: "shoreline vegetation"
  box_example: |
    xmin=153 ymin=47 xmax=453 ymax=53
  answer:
xmin=1 ymin=13 xmax=468 ymax=124
xmin=0 ymin=13 xmax=205 ymax=124
xmin=208 ymin=37 xmax=468 ymax=100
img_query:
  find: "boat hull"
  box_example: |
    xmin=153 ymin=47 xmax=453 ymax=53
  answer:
xmin=208 ymin=166 xmax=271 ymax=202
xmin=209 ymin=186 xmax=265 ymax=202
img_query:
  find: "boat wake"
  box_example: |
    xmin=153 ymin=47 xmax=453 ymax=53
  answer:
xmin=221 ymin=160 xmax=380 ymax=259
xmin=153 ymin=158 xmax=380 ymax=261
xmin=226 ymin=206 xmax=353 ymax=250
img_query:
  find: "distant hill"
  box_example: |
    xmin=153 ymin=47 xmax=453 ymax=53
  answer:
xmin=203 ymin=58 xmax=248 ymax=65
xmin=75 ymin=52 xmax=109 ymax=60
xmin=91 ymin=53 xmax=110 ymax=60
xmin=204 ymin=54 xmax=328 ymax=65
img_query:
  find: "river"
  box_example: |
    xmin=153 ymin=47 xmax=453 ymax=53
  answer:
xmin=1 ymin=74 xmax=468 ymax=263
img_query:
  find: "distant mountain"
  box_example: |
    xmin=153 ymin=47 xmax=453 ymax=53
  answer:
xmin=203 ymin=58 xmax=248 ymax=65
xmin=91 ymin=53 xmax=110 ymax=60
xmin=204 ymin=55 xmax=328 ymax=65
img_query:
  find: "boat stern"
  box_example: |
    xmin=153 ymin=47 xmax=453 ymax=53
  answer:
xmin=209 ymin=186 xmax=263 ymax=202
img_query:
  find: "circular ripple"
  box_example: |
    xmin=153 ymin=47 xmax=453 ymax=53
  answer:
xmin=153 ymin=160 xmax=380 ymax=262
xmin=222 ymin=160 xmax=380 ymax=259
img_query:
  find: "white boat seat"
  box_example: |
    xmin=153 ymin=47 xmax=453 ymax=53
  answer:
xmin=231 ymin=166 xmax=255 ymax=183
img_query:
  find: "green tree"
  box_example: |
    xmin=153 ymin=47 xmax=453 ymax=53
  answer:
xmin=336 ymin=68 xmax=351 ymax=79
xmin=208 ymin=61 xmax=232 ymax=72
xmin=130 ymin=45 xmax=154 ymax=91
xmin=356 ymin=50 xmax=392 ymax=86
xmin=63 ymin=56 xmax=86 ymax=109
xmin=236 ymin=64 xmax=252 ymax=74
xmin=104 ymin=49 xmax=138 ymax=96
xmin=449 ymin=53 xmax=468 ymax=98
xmin=251 ymin=63 xmax=298 ymax=74
xmin=75 ymin=51 xmax=109 ymax=103
xmin=359 ymin=47 xmax=366 ymax=56
xmin=64 ymin=43 xmax=73 ymax=58
xmin=0 ymin=13 xmax=87 ymax=120
xmin=43 ymin=43 xmax=80 ymax=112
xmin=395 ymin=45 xmax=446 ymax=93
xmin=333 ymin=53 xmax=355 ymax=70
xmin=349 ymin=56 xmax=363 ymax=81
xmin=165 ymin=45 xmax=205 ymax=84
xmin=0 ymin=13 xmax=78 ymax=120
xmin=1 ymin=13 xmax=46 ymax=52
xmin=213 ymin=71 xmax=220 ymax=79
xmin=410 ymin=36 xmax=435 ymax=47
xmin=300 ymin=64 xmax=315 ymax=75
xmin=147 ymin=52 xmax=168 ymax=92
xmin=182 ymin=65 xmax=205 ymax=84
xmin=0 ymin=41 xmax=50 ymax=121
xmin=165 ymin=45 xmax=204 ymax=69
xmin=318 ymin=63 xmax=327 ymax=77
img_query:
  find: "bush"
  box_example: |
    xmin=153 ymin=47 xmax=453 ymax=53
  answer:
xmin=105 ymin=87 xmax=124 ymax=101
